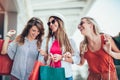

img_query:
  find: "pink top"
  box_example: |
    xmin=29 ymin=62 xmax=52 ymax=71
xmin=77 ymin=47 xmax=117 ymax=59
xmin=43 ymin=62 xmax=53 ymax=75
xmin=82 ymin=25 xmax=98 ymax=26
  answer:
xmin=50 ymin=40 xmax=62 ymax=68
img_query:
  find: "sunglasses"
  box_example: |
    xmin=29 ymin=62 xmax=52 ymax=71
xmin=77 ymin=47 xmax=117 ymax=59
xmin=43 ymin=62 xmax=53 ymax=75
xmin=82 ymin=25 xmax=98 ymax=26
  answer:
xmin=79 ymin=21 xmax=85 ymax=25
xmin=47 ymin=19 xmax=56 ymax=26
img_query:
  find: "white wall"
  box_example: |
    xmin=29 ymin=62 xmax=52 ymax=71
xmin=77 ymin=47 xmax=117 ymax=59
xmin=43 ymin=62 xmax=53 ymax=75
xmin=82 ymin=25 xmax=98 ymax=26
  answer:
xmin=87 ymin=0 xmax=120 ymax=36
xmin=16 ymin=0 xmax=32 ymax=35
xmin=73 ymin=0 xmax=120 ymax=48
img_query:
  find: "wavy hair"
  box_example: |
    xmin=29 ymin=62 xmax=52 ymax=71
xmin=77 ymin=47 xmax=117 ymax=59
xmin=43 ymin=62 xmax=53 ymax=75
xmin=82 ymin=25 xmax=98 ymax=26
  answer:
xmin=15 ymin=17 xmax=44 ymax=48
xmin=80 ymin=17 xmax=100 ymax=51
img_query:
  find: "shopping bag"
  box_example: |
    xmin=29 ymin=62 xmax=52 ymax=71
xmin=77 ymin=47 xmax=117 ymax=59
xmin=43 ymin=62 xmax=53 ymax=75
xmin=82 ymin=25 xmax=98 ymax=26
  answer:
xmin=29 ymin=61 xmax=44 ymax=80
xmin=39 ymin=66 xmax=66 ymax=80
xmin=0 ymin=54 xmax=13 ymax=75
xmin=0 ymin=39 xmax=13 ymax=75
xmin=0 ymin=39 xmax=4 ymax=52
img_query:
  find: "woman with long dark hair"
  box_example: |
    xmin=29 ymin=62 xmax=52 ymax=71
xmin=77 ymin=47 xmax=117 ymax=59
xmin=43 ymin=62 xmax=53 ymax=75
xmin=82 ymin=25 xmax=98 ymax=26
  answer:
xmin=39 ymin=14 xmax=80 ymax=80
xmin=1 ymin=17 xmax=44 ymax=80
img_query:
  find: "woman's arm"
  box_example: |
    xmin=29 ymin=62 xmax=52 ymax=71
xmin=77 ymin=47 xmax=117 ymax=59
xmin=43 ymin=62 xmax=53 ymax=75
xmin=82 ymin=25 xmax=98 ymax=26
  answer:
xmin=79 ymin=54 xmax=85 ymax=65
xmin=103 ymin=35 xmax=120 ymax=59
xmin=1 ymin=30 xmax=16 ymax=54
xmin=65 ymin=39 xmax=80 ymax=64
xmin=109 ymin=51 xmax=120 ymax=59
xmin=78 ymin=41 xmax=87 ymax=65
xmin=38 ymin=38 xmax=49 ymax=64
xmin=62 ymin=52 xmax=73 ymax=63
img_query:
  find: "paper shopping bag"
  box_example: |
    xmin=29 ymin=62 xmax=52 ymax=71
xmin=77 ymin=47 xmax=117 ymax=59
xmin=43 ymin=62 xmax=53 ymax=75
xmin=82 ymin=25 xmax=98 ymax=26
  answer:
xmin=39 ymin=66 xmax=66 ymax=80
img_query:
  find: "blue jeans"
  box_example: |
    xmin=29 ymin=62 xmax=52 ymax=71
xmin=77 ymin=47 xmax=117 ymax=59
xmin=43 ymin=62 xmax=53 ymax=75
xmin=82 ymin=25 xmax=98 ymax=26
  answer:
xmin=66 ymin=76 xmax=73 ymax=80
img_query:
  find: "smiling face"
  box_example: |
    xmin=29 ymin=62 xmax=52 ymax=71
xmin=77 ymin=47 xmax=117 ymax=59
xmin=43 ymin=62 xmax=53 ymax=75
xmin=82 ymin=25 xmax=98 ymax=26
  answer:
xmin=78 ymin=18 xmax=93 ymax=35
xmin=48 ymin=17 xmax=59 ymax=33
xmin=28 ymin=26 xmax=40 ymax=40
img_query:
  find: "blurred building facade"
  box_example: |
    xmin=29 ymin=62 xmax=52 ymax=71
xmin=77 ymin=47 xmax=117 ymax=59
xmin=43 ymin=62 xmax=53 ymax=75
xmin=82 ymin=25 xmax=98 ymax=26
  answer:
xmin=1 ymin=0 xmax=120 ymax=80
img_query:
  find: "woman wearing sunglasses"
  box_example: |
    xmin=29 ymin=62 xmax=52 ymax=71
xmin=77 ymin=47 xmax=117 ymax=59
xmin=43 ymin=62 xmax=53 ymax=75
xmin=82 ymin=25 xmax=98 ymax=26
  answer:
xmin=38 ymin=14 xmax=80 ymax=80
xmin=1 ymin=17 xmax=45 ymax=80
xmin=78 ymin=17 xmax=118 ymax=80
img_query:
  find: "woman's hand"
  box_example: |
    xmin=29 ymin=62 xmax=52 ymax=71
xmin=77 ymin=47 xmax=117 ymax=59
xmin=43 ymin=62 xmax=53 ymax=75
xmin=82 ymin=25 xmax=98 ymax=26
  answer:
xmin=78 ymin=41 xmax=87 ymax=65
xmin=63 ymin=52 xmax=73 ymax=63
xmin=80 ymin=41 xmax=87 ymax=54
xmin=103 ymin=34 xmax=111 ymax=54
xmin=38 ymin=49 xmax=47 ymax=56
xmin=1 ymin=30 xmax=16 ymax=55
xmin=7 ymin=30 xmax=16 ymax=37
xmin=103 ymin=34 xmax=120 ymax=59
xmin=51 ymin=54 xmax=62 ymax=62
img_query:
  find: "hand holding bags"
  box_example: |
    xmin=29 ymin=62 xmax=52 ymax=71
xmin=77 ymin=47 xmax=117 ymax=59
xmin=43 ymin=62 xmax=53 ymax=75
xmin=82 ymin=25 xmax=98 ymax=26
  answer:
xmin=0 ymin=39 xmax=13 ymax=75
xmin=39 ymin=40 xmax=66 ymax=80
xmin=39 ymin=66 xmax=66 ymax=80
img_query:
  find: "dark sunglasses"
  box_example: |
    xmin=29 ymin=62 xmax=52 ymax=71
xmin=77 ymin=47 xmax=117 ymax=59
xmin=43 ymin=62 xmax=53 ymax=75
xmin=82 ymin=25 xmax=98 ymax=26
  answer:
xmin=47 ymin=19 xmax=56 ymax=26
xmin=79 ymin=21 xmax=85 ymax=25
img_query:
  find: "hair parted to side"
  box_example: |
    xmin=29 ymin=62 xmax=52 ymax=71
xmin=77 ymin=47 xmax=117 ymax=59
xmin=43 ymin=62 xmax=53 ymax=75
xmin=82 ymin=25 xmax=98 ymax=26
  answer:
xmin=47 ymin=15 xmax=74 ymax=54
xmin=15 ymin=17 xmax=44 ymax=48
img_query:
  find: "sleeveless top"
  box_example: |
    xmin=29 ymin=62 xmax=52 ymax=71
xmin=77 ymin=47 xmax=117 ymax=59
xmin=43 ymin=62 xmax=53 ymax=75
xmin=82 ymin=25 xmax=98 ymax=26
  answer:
xmin=50 ymin=40 xmax=62 ymax=68
xmin=84 ymin=35 xmax=116 ymax=73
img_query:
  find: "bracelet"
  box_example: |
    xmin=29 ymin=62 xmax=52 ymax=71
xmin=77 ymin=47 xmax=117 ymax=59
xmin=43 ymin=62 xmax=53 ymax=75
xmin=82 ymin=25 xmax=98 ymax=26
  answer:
xmin=6 ymin=35 xmax=11 ymax=39
xmin=62 ymin=57 xmax=65 ymax=61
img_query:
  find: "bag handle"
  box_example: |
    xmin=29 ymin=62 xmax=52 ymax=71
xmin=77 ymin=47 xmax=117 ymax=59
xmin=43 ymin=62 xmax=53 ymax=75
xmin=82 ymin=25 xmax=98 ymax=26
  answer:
xmin=36 ymin=52 xmax=39 ymax=60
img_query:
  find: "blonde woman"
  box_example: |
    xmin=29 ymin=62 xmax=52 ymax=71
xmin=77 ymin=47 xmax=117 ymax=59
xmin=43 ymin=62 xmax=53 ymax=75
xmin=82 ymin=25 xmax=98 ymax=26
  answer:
xmin=78 ymin=17 xmax=118 ymax=80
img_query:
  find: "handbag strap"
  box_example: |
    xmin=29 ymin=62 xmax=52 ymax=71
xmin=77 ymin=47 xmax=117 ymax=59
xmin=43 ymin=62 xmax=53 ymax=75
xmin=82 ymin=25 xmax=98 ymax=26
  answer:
xmin=36 ymin=52 xmax=39 ymax=60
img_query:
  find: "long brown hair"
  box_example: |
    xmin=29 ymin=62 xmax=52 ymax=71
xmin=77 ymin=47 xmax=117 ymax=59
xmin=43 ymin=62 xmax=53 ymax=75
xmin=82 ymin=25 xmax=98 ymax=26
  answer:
xmin=47 ymin=16 xmax=74 ymax=54
xmin=15 ymin=17 xmax=44 ymax=48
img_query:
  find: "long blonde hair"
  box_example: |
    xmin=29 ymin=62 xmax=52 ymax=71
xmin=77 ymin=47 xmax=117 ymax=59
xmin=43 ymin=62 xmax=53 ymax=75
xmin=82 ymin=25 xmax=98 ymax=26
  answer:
xmin=80 ymin=17 xmax=100 ymax=52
